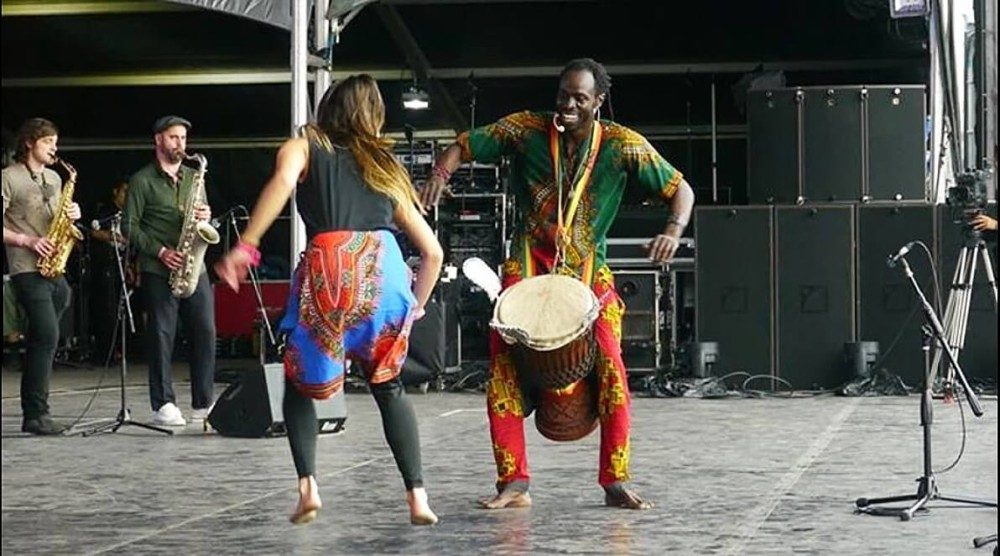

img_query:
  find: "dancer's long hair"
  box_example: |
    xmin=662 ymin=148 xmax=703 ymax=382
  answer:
xmin=303 ymin=74 xmax=422 ymax=214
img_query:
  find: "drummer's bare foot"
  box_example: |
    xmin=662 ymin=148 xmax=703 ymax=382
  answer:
xmin=407 ymin=488 xmax=439 ymax=525
xmin=290 ymin=476 xmax=322 ymax=525
xmin=603 ymin=482 xmax=653 ymax=510
xmin=479 ymin=481 xmax=532 ymax=509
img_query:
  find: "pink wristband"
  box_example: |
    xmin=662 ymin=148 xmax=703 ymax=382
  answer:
xmin=236 ymin=241 xmax=262 ymax=267
xmin=430 ymin=165 xmax=452 ymax=182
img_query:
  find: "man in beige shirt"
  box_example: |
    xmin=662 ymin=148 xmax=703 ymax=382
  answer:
xmin=2 ymin=118 xmax=81 ymax=435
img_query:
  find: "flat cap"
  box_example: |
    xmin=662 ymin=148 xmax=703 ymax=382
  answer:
xmin=153 ymin=115 xmax=191 ymax=134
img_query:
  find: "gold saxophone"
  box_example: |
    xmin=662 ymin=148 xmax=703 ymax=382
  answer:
xmin=37 ymin=158 xmax=84 ymax=278
xmin=169 ymin=152 xmax=220 ymax=298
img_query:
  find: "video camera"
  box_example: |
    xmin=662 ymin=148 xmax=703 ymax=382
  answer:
xmin=946 ymin=170 xmax=990 ymax=224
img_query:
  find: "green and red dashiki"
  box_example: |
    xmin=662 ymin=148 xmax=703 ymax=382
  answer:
xmin=457 ymin=110 xmax=683 ymax=284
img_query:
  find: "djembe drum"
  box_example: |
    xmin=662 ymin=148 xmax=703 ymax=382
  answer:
xmin=491 ymin=274 xmax=601 ymax=441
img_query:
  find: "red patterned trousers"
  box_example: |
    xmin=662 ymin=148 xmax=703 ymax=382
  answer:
xmin=486 ymin=262 xmax=633 ymax=488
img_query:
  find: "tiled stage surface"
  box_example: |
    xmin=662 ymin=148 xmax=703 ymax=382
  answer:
xmin=2 ymin=363 xmax=996 ymax=555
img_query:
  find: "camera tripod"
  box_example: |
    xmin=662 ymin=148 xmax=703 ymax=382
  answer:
xmin=932 ymin=227 xmax=998 ymax=389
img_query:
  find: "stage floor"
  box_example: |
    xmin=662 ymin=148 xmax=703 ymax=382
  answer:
xmin=2 ymin=362 xmax=997 ymax=555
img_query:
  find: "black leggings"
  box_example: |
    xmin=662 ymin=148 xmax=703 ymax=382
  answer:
xmin=284 ymin=376 xmax=424 ymax=490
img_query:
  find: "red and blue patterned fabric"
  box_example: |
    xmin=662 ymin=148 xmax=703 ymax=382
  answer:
xmin=280 ymin=230 xmax=417 ymax=399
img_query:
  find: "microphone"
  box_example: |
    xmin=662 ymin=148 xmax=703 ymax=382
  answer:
xmin=210 ymin=205 xmax=246 ymax=229
xmin=887 ymin=241 xmax=915 ymax=268
xmin=91 ymin=212 xmax=122 ymax=231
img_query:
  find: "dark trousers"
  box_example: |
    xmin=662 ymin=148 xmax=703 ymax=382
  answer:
xmin=10 ymin=272 xmax=71 ymax=419
xmin=140 ymin=272 xmax=215 ymax=411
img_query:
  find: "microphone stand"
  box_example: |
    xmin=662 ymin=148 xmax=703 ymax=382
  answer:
xmin=228 ymin=209 xmax=275 ymax=363
xmin=466 ymin=74 xmax=477 ymax=189
xmin=855 ymin=253 xmax=995 ymax=520
xmin=73 ymin=215 xmax=173 ymax=436
xmin=404 ymin=123 xmax=416 ymax=177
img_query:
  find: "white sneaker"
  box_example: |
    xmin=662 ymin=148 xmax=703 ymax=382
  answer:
xmin=189 ymin=404 xmax=214 ymax=422
xmin=153 ymin=402 xmax=187 ymax=426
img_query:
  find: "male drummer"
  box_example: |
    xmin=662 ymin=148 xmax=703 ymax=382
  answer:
xmin=421 ymin=58 xmax=695 ymax=509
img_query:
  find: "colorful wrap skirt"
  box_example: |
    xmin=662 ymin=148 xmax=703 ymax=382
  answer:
xmin=279 ymin=230 xmax=417 ymax=399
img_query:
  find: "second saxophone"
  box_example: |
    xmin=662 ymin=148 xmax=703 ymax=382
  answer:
xmin=169 ymin=152 xmax=220 ymax=298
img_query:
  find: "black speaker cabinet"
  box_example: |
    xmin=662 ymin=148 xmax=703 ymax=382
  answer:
xmin=749 ymin=85 xmax=926 ymax=205
xmin=775 ymin=205 xmax=856 ymax=389
xmin=802 ymin=87 xmax=865 ymax=203
xmin=696 ymin=206 xmax=774 ymax=376
xmin=936 ymin=204 xmax=998 ymax=383
xmin=866 ymin=86 xmax=926 ymax=201
xmin=857 ymin=204 xmax=937 ymax=386
xmin=748 ymin=89 xmax=800 ymax=204
xmin=209 ymin=363 xmax=347 ymax=438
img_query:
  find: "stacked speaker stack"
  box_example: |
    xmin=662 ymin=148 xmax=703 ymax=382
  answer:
xmin=391 ymin=143 xmax=507 ymax=370
xmin=695 ymin=84 xmax=997 ymax=390
xmin=436 ymin=182 xmax=507 ymax=367
xmin=747 ymin=85 xmax=927 ymax=204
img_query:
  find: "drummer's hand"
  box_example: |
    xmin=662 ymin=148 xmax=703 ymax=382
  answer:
xmin=646 ymin=234 xmax=680 ymax=263
xmin=419 ymin=175 xmax=452 ymax=210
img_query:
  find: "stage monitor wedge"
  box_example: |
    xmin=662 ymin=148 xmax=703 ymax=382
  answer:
xmin=209 ymin=363 xmax=347 ymax=438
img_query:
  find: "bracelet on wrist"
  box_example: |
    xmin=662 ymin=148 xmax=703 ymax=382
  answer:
xmin=430 ymin=165 xmax=452 ymax=182
xmin=236 ymin=241 xmax=262 ymax=267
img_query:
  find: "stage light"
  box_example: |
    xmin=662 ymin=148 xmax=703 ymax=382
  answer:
xmin=889 ymin=0 xmax=927 ymax=18
xmin=402 ymin=86 xmax=430 ymax=110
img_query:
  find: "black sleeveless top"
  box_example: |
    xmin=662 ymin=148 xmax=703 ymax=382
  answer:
xmin=296 ymin=142 xmax=396 ymax=240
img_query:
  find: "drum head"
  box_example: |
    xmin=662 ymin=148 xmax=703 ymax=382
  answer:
xmin=493 ymin=274 xmax=598 ymax=350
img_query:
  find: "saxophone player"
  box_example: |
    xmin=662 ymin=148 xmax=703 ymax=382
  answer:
xmin=2 ymin=118 xmax=81 ymax=435
xmin=123 ymin=116 xmax=215 ymax=427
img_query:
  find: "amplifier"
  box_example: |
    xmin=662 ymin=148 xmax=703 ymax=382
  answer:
xmin=446 ymin=228 xmax=497 ymax=249
xmin=606 ymin=237 xmax=694 ymax=269
xmin=613 ymin=269 xmax=662 ymax=372
xmin=448 ymin=163 xmax=500 ymax=192
xmin=622 ymin=340 xmax=660 ymax=374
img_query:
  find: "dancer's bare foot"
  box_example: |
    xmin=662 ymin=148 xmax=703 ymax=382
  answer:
xmin=479 ymin=483 xmax=532 ymax=510
xmin=290 ymin=476 xmax=322 ymax=525
xmin=407 ymin=487 xmax=439 ymax=525
xmin=603 ymin=483 xmax=653 ymax=510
